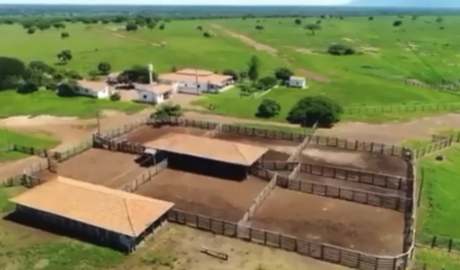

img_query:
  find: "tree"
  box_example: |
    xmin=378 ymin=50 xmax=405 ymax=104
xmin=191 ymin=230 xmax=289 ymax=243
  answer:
xmin=294 ymin=18 xmax=302 ymax=25
xmin=57 ymin=50 xmax=72 ymax=64
xmin=436 ymin=17 xmax=443 ymax=23
xmin=203 ymin=31 xmax=213 ymax=38
xmin=247 ymin=56 xmax=260 ymax=82
xmin=125 ymin=22 xmax=138 ymax=31
xmin=119 ymin=65 xmax=157 ymax=84
xmin=110 ymin=92 xmax=121 ymax=101
xmin=305 ymin=23 xmax=321 ymax=35
xmin=257 ymin=76 xmax=278 ymax=90
xmin=147 ymin=22 xmax=156 ymax=29
xmin=159 ymin=24 xmax=165 ymax=30
xmin=274 ymin=67 xmax=293 ymax=82
xmin=29 ymin=60 xmax=55 ymax=74
xmin=393 ymin=20 xmax=403 ymax=27
xmin=197 ymin=25 xmax=203 ymax=30
xmin=152 ymin=103 xmax=183 ymax=120
xmin=286 ymin=96 xmax=343 ymax=127
xmin=27 ymin=28 xmax=36 ymax=34
xmin=53 ymin=22 xmax=65 ymax=29
xmin=97 ymin=62 xmax=111 ymax=75
xmin=255 ymin=25 xmax=264 ymax=32
xmin=0 ymin=57 xmax=27 ymax=90
xmin=61 ymin=32 xmax=69 ymax=39
xmin=256 ymin=99 xmax=281 ymax=118
xmin=327 ymin=43 xmax=355 ymax=56
xmin=368 ymin=16 xmax=374 ymax=20
xmin=222 ymin=69 xmax=239 ymax=81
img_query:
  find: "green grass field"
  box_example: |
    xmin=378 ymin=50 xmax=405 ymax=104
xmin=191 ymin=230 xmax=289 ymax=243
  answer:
xmin=417 ymin=146 xmax=460 ymax=247
xmin=0 ymin=90 xmax=145 ymax=118
xmin=0 ymin=128 xmax=60 ymax=161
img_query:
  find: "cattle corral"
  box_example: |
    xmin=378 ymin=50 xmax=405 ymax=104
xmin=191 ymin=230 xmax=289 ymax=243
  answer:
xmin=35 ymin=148 xmax=150 ymax=189
xmin=135 ymin=169 xmax=268 ymax=222
xmin=298 ymin=144 xmax=409 ymax=177
xmin=249 ymin=186 xmax=405 ymax=255
xmin=6 ymin=117 xmax=416 ymax=270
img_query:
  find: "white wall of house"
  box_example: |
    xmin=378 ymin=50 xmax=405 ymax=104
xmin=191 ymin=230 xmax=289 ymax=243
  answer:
xmin=288 ymin=78 xmax=307 ymax=88
xmin=136 ymin=90 xmax=164 ymax=104
xmin=160 ymin=79 xmax=232 ymax=94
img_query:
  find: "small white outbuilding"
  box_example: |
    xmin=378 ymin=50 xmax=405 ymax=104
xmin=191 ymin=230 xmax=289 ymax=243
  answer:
xmin=288 ymin=76 xmax=307 ymax=88
xmin=134 ymin=83 xmax=177 ymax=104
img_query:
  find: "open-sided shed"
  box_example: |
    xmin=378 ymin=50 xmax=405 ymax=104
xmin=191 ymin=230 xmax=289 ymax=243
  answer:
xmin=10 ymin=176 xmax=174 ymax=252
xmin=144 ymin=134 xmax=269 ymax=180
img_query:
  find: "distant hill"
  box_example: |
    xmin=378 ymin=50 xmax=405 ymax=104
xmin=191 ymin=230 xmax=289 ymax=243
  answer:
xmin=348 ymin=0 xmax=460 ymax=8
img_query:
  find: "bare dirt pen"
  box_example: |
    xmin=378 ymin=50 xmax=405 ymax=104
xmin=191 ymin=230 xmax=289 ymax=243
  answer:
xmin=35 ymin=148 xmax=149 ymax=189
xmin=135 ymin=169 xmax=267 ymax=222
xmin=298 ymin=145 xmax=408 ymax=177
xmin=124 ymin=125 xmax=207 ymax=144
xmin=214 ymin=132 xmax=300 ymax=161
xmin=250 ymin=187 xmax=405 ymax=255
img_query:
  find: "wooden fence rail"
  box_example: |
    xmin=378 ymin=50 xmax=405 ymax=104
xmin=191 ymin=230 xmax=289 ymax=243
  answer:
xmin=167 ymin=209 xmax=411 ymax=270
xmin=118 ymin=159 xmax=168 ymax=193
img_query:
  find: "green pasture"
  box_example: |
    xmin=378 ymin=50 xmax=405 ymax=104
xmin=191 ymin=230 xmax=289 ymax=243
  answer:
xmin=0 ymin=90 xmax=144 ymax=118
xmin=0 ymin=21 xmax=285 ymax=76
xmin=417 ymin=146 xmax=460 ymax=244
xmin=0 ymin=128 xmax=59 ymax=161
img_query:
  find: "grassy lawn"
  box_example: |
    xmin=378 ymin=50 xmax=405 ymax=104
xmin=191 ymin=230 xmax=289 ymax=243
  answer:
xmin=417 ymin=146 xmax=460 ymax=249
xmin=0 ymin=129 xmax=60 ymax=162
xmin=414 ymin=247 xmax=460 ymax=270
xmin=0 ymin=90 xmax=145 ymax=118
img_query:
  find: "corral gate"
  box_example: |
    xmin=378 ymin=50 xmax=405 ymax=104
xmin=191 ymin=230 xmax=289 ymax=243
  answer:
xmin=93 ymin=134 xmax=111 ymax=149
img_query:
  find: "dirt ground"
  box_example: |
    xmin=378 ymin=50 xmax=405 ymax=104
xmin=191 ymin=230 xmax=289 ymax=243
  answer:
xmin=214 ymin=133 xmax=300 ymax=161
xmin=250 ymin=187 xmax=404 ymax=255
xmin=36 ymin=148 xmax=149 ymax=189
xmin=298 ymin=144 xmax=409 ymax=177
xmin=275 ymin=170 xmax=405 ymax=197
xmin=124 ymin=125 xmax=207 ymax=144
xmin=135 ymin=169 xmax=267 ymax=222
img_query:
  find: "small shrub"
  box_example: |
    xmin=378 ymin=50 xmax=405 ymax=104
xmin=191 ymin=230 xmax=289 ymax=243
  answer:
xmin=393 ymin=20 xmax=403 ymax=27
xmin=327 ymin=43 xmax=356 ymax=56
xmin=110 ymin=92 xmax=121 ymax=101
xmin=197 ymin=25 xmax=203 ymax=30
xmin=61 ymin=32 xmax=69 ymax=38
xmin=203 ymin=31 xmax=213 ymax=38
xmin=27 ymin=28 xmax=35 ymax=34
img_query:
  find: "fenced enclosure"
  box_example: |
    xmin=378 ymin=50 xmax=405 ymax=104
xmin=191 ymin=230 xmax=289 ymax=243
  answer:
xmin=413 ymin=136 xmax=454 ymax=159
xmin=168 ymin=209 xmax=412 ymax=270
xmin=118 ymin=158 xmax=168 ymax=192
xmin=287 ymin=133 xmax=312 ymax=162
xmin=202 ymin=123 xmax=223 ymax=138
xmin=417 ymin=234 xmax=460 ymax=253
xmin=343 ymin=103 xmax=460 ymax=115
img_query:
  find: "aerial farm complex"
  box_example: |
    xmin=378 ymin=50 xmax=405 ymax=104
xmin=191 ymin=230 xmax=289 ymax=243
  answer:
xmin=5 ymin=116 xmax=421 ymax=270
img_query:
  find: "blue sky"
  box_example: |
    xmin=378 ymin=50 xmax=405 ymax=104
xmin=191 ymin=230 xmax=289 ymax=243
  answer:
xmin=0 ymin=0 xmax=353 ymax=5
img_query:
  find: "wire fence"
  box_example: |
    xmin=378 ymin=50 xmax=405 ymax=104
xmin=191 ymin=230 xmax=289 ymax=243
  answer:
xmin=343 ymin=103 xmax=460 ymax=115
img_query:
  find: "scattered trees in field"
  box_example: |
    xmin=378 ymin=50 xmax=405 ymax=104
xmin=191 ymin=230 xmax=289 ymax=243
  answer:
xmin=61 ymin=32 xmax=69 ymax=39
xmin=327 ymin=43 xmax=356 ymax=56
xmin=53 ymin=22 xmax=65 ymax=29
xmin=97 ymin=62 xmax=112 ymax=75
xmin=152 ymin=103 xmax=183 ymax=119
xmin=393 ymin=20 xmax=403 ymax=27
xmin=57 ymin=50 xmax=72 ymax=64
xmin=287 ymin=96 xmax=343 ymax=127
xmin=247 ymin=56 xmax=260 ymax=82
xmin=256 ymin=99 xmax=281 ymax=118
xmin=305 ymin=23 xmax=321 ymax=35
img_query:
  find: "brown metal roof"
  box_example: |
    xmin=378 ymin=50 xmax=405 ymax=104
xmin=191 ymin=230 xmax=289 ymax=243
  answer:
xmin=10 ymin=176 xmax=174 ymax=237
xmin=144 ymin=134 xmax=268 ymax=166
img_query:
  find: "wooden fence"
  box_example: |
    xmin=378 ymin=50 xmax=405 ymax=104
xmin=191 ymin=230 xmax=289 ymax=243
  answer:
xmin=288 ymin=163 xmax=301 ymax=179
xmin=99 ymin=116 xmax=150 ymax=139
xmin=413 ymin=136 xmax=453 ymax=159
xmin=239 ymin=172 xmax=278 ymax=224
xmin=257 ymin=160 xmax=299 ymax=171
xmin=221 ymin=124 xmax=307 ymax=142
xmin=52 ymin=136 xmax=93 ymax=162
xmin=167 ymin=209 xmax=411 ymax=270
xmin=343 ymin=103 xmax=460 ymax=115
xmin=1 ymin=161 xmax=50 ymax=187
xmin=276 ymin=175 xmax=410 ymax=212
xmin=308 ymin=135 xmax=407 ymax=158
xmin=287 ymin=133 xmax=312 ymax=162
xmin=298 ymin=162 xmax=409 ymax=191
xmin=112 ymin=141 xmax=145 ymax=155
xmin=118 ymin=159 xmax=168 ymax=193
xmin=416 ymin=234 xmax=460 ymax=253
xmin=202 ymin=123 xmax=223 ymax=138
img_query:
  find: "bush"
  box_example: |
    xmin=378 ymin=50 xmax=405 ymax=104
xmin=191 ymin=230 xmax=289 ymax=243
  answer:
xmin=256 ymin=99 xmax=281 ymax=118
xmin=327 ymin=43 xmax=356 ymax=56
xmin=61 ymin=32 xmax=69 ymax=38
xmin=257 ymin=76 xmax=278 ymax=90
xmin=110 ymin=92 xmax=121 ymax=101
xmin=393 ymin=20 xmax=403 ymax=27
xmin=152 ymin=103 xmax=182 ymax=120
xmin=203 ymin=31 xmax=213 ymax=38
xmin=27 ymin=28 xmax=35 ymax=34
xmin=286 ymin=96 xmax=343 ymax=127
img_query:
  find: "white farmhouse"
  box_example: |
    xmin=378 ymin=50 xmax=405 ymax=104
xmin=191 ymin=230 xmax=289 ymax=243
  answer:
xmin=288 ymin=76 xmax=307 ymax=88
xmin=58 ymin=80 xmax=113 ymax=99
xmin=159 ymin=69 xmax=234 ymax=95
xmin=134 ymin=83 xmax=177 ymax=104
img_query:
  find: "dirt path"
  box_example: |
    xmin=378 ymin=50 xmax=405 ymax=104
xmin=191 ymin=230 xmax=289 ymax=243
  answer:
xmin=210 ymin=24 xmax=278 ymax=55
xmin=210 ymin=24 xmax=330 ymax=82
